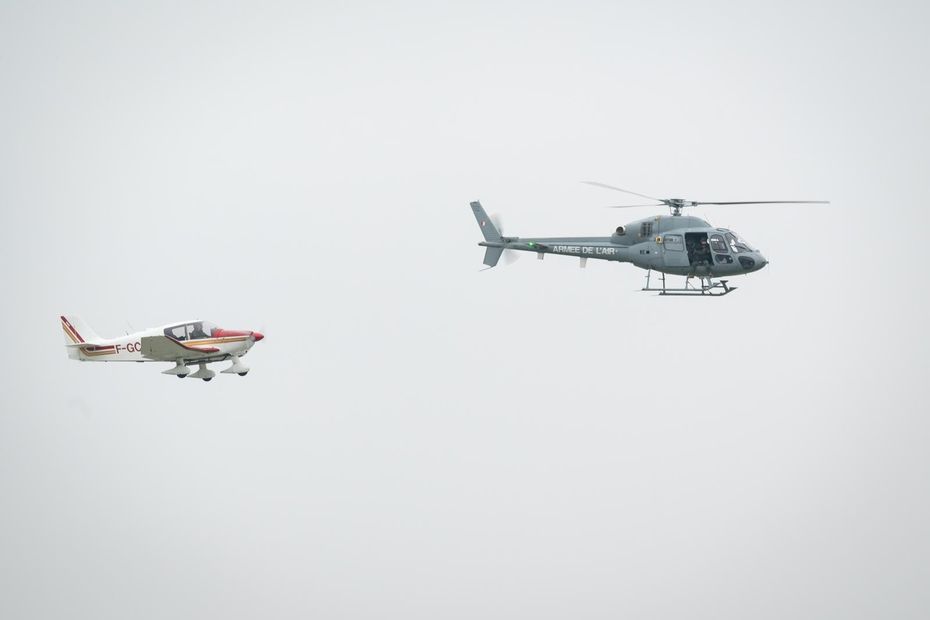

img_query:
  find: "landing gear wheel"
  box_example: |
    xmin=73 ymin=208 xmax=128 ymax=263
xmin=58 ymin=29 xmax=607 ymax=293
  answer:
xmin=177 ymin=374 xmax=187 ymax=379
xmin=238 ymin=372 xmax=248 ymax=377
xmin=202 ymin=377 xmax=212 ymax=382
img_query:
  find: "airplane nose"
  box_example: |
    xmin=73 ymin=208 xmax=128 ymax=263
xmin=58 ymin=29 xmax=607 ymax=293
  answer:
xmin=758 ymin=254 xmax=768 ymax=269
xmin=251 ymin=331 xmax=264 ymax=342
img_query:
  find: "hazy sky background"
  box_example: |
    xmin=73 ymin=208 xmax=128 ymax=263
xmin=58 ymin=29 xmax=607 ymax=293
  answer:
xmin=1 ymin=1 xmax=928 ymax=618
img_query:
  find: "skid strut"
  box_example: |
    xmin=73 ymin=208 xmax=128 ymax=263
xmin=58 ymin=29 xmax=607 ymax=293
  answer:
xmin=642 ymin=270 xmax=736 ymax=297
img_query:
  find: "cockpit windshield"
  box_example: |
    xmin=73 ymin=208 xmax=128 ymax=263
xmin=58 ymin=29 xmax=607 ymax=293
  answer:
xmin=189 ymin=321 xmax=217 ymax=340
xmin=725 ymin=232 xmax=755 ymax=253
xmin=164 ymin=321 xmax=218 ymax=342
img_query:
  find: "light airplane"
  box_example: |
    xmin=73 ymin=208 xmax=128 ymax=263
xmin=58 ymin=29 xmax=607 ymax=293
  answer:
xmin=60 ymin=315 xmax=264 ymax=381
xmin=470 ymin=182 xmax=828 ymax=296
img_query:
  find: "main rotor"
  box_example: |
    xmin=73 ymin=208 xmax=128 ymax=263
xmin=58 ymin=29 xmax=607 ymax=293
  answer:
xmin=583 ymin=181 xmax=829 ymax=216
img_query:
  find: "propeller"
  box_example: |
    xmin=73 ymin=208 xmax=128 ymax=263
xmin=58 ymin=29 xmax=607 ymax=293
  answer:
xmin=582 ymin=181 xmax=830 ymax=216
xmin=491 ymin=213 xmax=520 ymax=265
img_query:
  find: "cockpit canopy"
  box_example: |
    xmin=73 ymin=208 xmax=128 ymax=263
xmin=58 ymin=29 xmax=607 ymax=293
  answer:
xmin=712 ymin=230 xmax=755 ymax=253
xmin=164 ymin=321 xmax=218 ymax=342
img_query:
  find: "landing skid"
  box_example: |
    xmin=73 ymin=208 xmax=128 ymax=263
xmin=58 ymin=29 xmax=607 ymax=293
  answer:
xmin=642 ymin=270 xmax=736 ymax=297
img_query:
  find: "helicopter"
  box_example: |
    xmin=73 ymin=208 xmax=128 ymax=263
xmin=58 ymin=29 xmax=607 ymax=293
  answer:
xmin=470 ymin=182 xmax=828 ymax=296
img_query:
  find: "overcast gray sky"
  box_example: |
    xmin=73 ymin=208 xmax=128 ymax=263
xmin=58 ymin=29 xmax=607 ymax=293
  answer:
xmin=1 ymin=1 xmax=928 ymax=618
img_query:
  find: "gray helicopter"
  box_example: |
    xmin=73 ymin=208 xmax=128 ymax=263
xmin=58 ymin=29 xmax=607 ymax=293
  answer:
xmin=470 ymin=182 xmax=828 ymax=296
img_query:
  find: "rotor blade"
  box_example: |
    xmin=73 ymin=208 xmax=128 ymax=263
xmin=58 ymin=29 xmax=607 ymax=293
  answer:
xmin=491 ymin=214 xmax=504 ymax=235
xmin=502 ymin=249 xmax=520 ymax=266
xmin=604 ymin=203 xmax=665 ymax=209
xmin=693 ymin=200 xmax=831 ymax=205
xmin=582 ymin=181 xmax=663 ymax=202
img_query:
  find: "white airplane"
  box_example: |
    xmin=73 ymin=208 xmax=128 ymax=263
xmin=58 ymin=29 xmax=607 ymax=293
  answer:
xmin=60 ymin=315 xmax=265 ymax=381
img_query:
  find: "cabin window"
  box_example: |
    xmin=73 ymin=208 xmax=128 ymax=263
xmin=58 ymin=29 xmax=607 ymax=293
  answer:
xmin=710 ymin=234 xmax=728 ymax=253
xmin=165 ymin=325 xmax=188 ymax=341
xmin=663 ymin=234 xmax=684 ymax=251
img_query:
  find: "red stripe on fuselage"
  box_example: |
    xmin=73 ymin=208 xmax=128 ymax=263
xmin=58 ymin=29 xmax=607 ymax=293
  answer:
xmin=213 ymin=328 xmax=252 ymax=338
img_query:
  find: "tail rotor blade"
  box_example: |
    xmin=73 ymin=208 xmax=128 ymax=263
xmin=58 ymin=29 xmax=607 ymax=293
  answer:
xmin=489 ymin=214 xmax=519 ymax=266
xmin=491 ymin=214 xmax=504 ymax=235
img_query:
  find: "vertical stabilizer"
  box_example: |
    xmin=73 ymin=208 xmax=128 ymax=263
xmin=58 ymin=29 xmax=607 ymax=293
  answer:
xmin=60 ymin=315 xmax=102 ymax=346
xmin=470 ymin=201 xmax=502 ymax=242
xmin=483 ymin=247 xmax=504 ymax=267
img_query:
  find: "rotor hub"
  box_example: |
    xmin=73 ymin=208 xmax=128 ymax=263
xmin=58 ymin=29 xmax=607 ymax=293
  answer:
xmin=665 ymin=198 xmax=692 ymax=216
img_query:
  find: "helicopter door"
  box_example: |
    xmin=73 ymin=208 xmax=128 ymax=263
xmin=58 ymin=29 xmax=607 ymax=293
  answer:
xmin=684 ymin=232 xmax=711 ymax=266
xmin=661 ymin=234 xmax=689 ymax=268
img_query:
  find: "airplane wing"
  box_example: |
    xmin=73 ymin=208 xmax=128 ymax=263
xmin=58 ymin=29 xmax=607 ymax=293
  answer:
xmin=140 ymin=336 xmax=220 ymax=361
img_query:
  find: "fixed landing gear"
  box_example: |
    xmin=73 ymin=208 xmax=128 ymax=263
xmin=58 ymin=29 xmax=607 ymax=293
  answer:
xmin=189 ymin=363 xmax=216 ymax=382
xmin=642 ymin=270 xmax=736 ymax=297
xmin=221 ymin=356 xmax=250 ymax=377
xmin=164 ymin=359 xmax=250 ymax=380
xmin=163 ymin=361 xmax=191 ymax=378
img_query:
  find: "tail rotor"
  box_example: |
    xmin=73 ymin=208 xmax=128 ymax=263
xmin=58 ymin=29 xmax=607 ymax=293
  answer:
xmin=470 ymin=201 xmax=517 ymax=269
xmin=491 ymin=214 xmax=519 ymax=265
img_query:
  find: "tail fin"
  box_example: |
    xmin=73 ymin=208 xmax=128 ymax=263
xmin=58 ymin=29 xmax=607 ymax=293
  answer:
xmin=482 ymin=247 xmax=504 ymax=268
xmin=470 ymin=201 xmax=502 ymax=242
xmin=60 ymin=315 xmax=103 ymax=346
